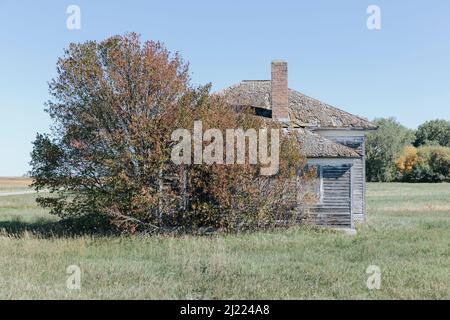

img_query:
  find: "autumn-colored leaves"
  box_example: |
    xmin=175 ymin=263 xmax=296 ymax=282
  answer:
xmin=31 ymin=34 xmax=311 ymax=234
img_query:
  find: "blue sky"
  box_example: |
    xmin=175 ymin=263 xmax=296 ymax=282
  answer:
xmin=1 ymin=0 xmax=449 ymax=176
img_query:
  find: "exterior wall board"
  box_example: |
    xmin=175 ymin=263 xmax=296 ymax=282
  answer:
xmin=311 ymin=134 xmax=366 ymax=222
xmin=306 ymin=160 xmax=353 ymax=228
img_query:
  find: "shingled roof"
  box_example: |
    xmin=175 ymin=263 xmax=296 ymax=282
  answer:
xmin=296 ymin=129 xmax=360 ymax=158
xmin=219 ymin=80 xmax=376 ymax=130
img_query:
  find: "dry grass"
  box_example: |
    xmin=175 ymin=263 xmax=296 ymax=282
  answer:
xmin=0 ymin=177 xmax=33 ymax=193
xmin=376 ymin=204 xmax=450 ymax=213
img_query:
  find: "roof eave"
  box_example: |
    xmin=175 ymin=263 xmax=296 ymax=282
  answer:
xmin=309 ymin=126 xmax=377 ymax=131
xmin=306 ymin=155 xmax=361 ymax=159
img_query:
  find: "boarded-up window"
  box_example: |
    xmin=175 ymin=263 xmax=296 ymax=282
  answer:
xmin=298 ymin=165 xmax=322 ymax=204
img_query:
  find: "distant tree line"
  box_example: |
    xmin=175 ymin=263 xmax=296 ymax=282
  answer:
xmin=366 ymin=118 xmax=450 ymax=182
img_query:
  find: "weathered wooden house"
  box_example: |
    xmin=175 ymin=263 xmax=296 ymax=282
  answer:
xmin=220 ymin=61 xmax=377 ymax=229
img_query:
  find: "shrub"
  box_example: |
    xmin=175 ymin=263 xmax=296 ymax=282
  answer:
xmin=396 ymin=145 xmax=450 ymax=182
xmin=395 ymin=146 xmax=418 ymax=175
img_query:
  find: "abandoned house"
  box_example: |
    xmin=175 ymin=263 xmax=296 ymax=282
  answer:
xmin=219 ymin=60 xmax=377 ymax=229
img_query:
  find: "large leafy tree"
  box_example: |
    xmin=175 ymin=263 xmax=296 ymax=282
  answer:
xmin=365 ymin=117 xmax=415 ymax=182
xmin=414 ymin=119 xmax=450 ymax=147
xmin=31 ymin=33 xmax=193 ymax=227
xmin=31 ymin=33 xmax=309 ymax=233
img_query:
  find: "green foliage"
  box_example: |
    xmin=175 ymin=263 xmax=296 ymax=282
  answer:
xmin=365 ymin=117 xmax=415 ymax=182
xmin=397 ymin=145 xmax=450 ymax=182
xmin=414 ymin=119 xmax=450 ymax=147
xmin=368 ymin=118 xmax=450 ymax=183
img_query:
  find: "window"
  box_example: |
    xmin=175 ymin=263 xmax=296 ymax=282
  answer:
xmin=301 ymin=165 xmax=323 ymax=204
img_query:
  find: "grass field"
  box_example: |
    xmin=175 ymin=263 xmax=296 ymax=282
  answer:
xmin=0 ymin=179 xmax=448 ymax=299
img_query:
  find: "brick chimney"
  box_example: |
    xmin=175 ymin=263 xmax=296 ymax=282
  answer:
xmin=271 ymin=60 xmax=289 ymax=121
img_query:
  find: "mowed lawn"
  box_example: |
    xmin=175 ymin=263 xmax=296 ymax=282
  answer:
xmin=0 ymin=180 xmax=448 ymax=299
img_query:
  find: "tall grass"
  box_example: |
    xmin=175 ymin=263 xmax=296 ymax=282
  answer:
xmin=0 ymin=182 xmax=448 ymax=299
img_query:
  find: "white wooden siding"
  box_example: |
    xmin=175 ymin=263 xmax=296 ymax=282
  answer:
xmin=314 ymin=135 xmax=366 ymax=222
xmin=306 ymin=161 xmax=353 ymax=228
